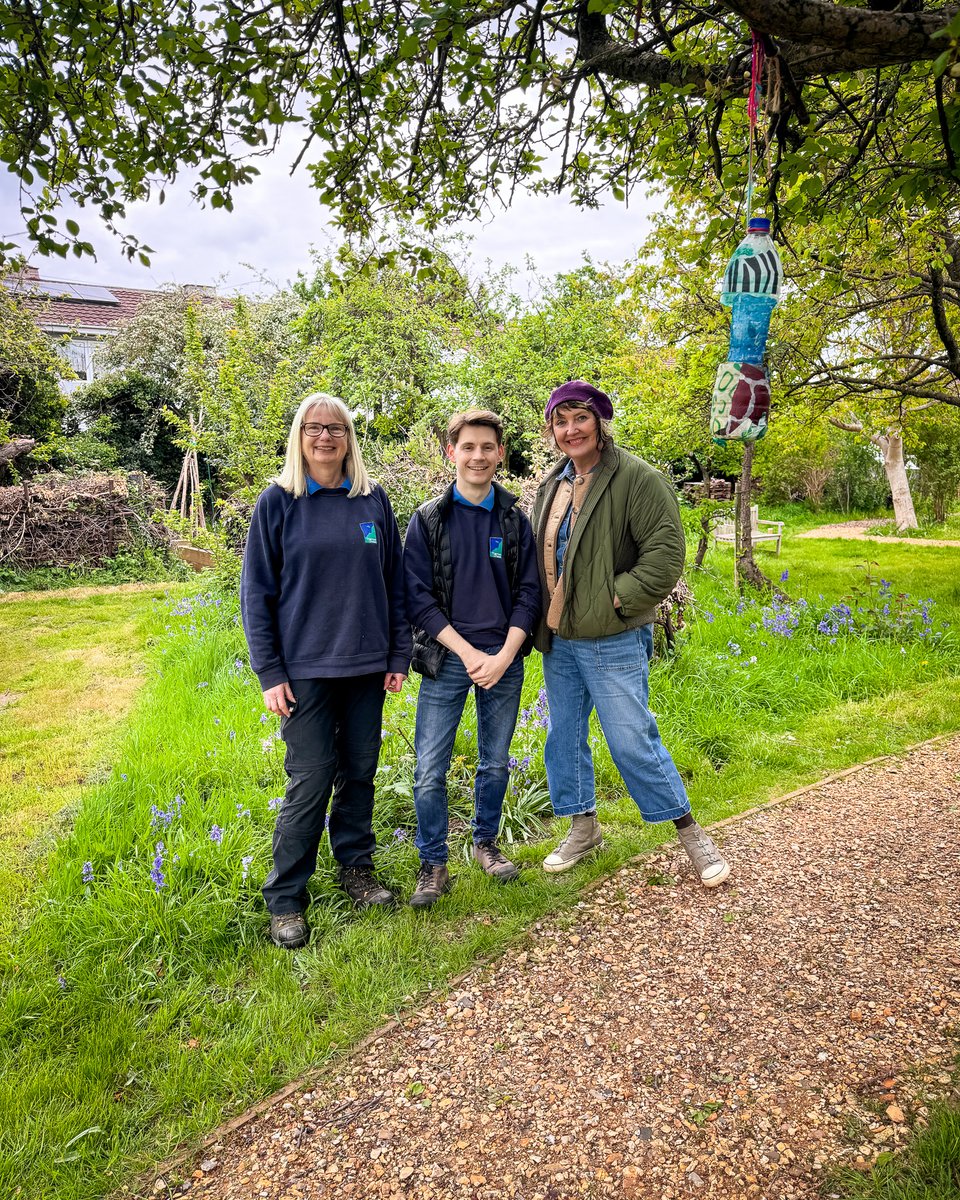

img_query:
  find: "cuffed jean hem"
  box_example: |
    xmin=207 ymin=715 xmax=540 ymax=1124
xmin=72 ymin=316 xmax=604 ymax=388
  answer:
xmin=543 ymin=626 xmax=691 ymax=825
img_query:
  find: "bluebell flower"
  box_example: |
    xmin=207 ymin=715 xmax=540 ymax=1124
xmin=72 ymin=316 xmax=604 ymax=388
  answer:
xmin=151 ymin=843 xmax=166 ymax=892
xmin=209 ymin=825 xmax=224 ymax=844
xmin=780 ymin=569 xmax=789 ymax=583
xmin=241 ymin=855 xmax=253 ymax=883
xmin=81 ymin=861 xmax=94 ymax=884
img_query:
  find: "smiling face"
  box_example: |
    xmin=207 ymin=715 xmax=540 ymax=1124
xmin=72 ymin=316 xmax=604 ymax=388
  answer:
xmin=446 ymin=422 xmax=505 ymax=493
xmin=301 ymin=403 xmax=349 ymax=481
xmin=551 ymin=403 xmax=601 ymax=470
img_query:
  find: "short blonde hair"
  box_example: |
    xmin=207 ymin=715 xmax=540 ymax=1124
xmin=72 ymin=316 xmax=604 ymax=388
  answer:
xmin=274 ymin=393 xmax=372 ymax=498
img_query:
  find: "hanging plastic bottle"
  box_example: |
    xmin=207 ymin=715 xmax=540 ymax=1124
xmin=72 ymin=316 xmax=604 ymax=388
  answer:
xmin=721 ymin=215 xmax=782 ymax=365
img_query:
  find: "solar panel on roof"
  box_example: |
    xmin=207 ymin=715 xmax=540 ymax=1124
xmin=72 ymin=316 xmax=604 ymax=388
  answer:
xmin=4 ymin=279 xmax=119 ymax=303
xmin=68 ymin=283 xmax=119 ymax=303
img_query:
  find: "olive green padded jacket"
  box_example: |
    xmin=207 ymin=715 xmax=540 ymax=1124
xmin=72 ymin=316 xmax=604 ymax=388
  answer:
xmin=531 ymin=442 xmax=685 ymax=652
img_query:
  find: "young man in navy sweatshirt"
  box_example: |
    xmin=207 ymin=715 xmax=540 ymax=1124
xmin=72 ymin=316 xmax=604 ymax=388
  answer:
xmin=403 ymin=409 xmax=541 ymax=907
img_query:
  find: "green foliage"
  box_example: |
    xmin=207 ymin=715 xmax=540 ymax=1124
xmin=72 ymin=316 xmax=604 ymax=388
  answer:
xmin=3 ymin=4 xmax=957 ymax=265
xmin=0 ymin=545 xmax=187 ymax=593
xmin=908 ymin=408 xmax=960 ymax=522
xmin=0 ymin=275 xmax=67 ymax=472
xmin=296 ymin=244 xmax=483 ymax=439
xmin=3 ymin=525 xmax=960 ymax=1198
xmin=54 ymin=371 xmax=183 ymax=485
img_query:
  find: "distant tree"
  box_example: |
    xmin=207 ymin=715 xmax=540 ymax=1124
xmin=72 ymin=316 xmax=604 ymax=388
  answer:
xmin=0 ymin=277 xmax=66 ymax=474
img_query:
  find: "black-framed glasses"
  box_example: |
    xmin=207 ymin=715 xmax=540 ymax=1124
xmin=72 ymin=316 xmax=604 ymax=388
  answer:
xmin=302 ymin=421 xmax=348 ymax=438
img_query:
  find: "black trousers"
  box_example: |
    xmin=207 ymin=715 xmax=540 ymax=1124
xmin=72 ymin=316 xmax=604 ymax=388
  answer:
xmin=262 ymin=674 xmax=386 ymax=915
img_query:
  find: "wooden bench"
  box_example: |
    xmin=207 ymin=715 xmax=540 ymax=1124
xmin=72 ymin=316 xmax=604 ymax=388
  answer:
xmin=713 ymin=504 xmax=784 ymax=555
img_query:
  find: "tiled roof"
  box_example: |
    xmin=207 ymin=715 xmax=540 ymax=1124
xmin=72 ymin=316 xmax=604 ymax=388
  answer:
xmin=5 ymin=268 xmax=216 ymax=334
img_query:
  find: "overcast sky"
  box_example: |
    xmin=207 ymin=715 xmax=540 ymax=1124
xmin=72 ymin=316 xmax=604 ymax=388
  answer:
xmin=0 ymin=146 xmax=653 ymax=297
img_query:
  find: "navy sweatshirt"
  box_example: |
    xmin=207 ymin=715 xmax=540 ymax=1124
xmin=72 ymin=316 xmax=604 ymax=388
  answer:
xmin=241 ymin=482 xmax=411 ymax=688
xmin=403 ymin=494 xmax=541 ymax=650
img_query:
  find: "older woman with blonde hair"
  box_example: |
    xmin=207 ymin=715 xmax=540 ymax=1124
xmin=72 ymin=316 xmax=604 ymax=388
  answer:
xmin=241 ymin=392 xmax=410 ymax=949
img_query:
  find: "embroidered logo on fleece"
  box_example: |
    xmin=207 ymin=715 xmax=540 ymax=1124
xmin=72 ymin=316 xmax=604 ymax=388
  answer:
xmin=360 ymin=523 xmax=378 ymax=544
xmin=489 ymin=537 xmax=503 ymax=559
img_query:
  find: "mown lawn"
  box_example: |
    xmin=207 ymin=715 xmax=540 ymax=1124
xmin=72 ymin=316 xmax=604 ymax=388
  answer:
xmin=0 ymin=582 xmax=187 ymax=938
xmin=1 ymin=526 xmax=959 ymax=1199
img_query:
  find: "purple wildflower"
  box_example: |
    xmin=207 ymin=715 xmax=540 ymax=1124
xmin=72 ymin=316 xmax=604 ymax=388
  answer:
xmin=393 ymin=828 xmax=408 ymax=841
xmin=81 ymin=861 xmax=94 ymax=884
xmin=241 ymin=855 xmax=253 ymax=883
xmin=780 ymin=569 xmax=789 ymax=583
xmin=268 ymin=796 xmax=283 ymax=812
xmin=151 ymin=843 xmax=167 ymax=892
xmin=209 ymin=825 xmax=224 ymax=844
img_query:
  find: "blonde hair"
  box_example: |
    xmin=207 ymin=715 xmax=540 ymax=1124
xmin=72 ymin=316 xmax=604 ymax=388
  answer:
xmin=274 ymin=393 xmax=373 ymax=498
xmin=544 ymin=401 xmax=613 ymax=455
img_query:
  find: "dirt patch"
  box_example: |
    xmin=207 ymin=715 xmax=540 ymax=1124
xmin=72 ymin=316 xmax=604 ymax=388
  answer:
xmin=0 ymin=581 xmax=178 ymax=604
xmin=151 ymin=737 xmax=960 ymax=1200
xmin=0 ymin=692 xmax=22 ymax=710
xmin=797 ymin=522 xmax=960 ymax=548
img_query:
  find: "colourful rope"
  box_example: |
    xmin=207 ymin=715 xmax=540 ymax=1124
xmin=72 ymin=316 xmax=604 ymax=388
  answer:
xmin=745 ymin=30 xmax=764 ymax=225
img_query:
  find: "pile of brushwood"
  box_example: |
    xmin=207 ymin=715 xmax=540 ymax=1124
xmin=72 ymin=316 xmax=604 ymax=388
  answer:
xmin=0 ymin=472 xmax=168 ymax=569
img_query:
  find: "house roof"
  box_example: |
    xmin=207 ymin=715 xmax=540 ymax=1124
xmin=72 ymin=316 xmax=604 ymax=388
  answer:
xmin=4 ymin=266 xmax=216 ymax=336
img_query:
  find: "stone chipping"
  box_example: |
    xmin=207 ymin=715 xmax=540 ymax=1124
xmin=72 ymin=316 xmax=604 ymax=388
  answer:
xmin=147 ymin=737 xmax=960 ymax=1200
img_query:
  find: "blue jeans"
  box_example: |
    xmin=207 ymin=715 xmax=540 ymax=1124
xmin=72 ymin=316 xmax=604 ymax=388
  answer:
xmin=542 ymin=625 xmax=690 ymax=823
xmin=263 ymin=674 xmax=386 ymax=915
xmin=413 ymin=650 xmax=524 ymax=864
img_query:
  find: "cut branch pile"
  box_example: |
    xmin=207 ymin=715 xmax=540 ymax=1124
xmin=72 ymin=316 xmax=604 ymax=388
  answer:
xmin=0 ymin=472 xmax=168 ymax=568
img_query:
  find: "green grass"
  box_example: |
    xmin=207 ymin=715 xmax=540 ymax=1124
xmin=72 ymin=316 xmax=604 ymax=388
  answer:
xmin=2 ymin=520 xmax=960 ymax=1199
xmin=0 ymin=581 xmax=187 ymax=938
xmin=829 ymin=1087 xmax=960 ymax=1199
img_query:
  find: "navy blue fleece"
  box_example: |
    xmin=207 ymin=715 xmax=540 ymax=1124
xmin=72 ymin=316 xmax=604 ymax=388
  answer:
xmin=403 ymin=498 xmax=541 ymax=650
xmin=241 ymin=482 xmax=411 ymax=688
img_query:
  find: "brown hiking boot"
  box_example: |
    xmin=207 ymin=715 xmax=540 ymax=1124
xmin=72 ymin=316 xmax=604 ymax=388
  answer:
xmin=338 ymin=866 xmax=396 ymax=908
xmin=543 ymin=812 xmax=603 ymax=873
xmin=409 ymin=863 xmax=452 ymax=909
xmin=472 ymin=840 xmax=519 ymax=882
xmin=269 ymin=911 xmax=309 ymax=950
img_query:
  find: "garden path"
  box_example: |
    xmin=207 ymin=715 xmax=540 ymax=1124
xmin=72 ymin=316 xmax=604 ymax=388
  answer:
xmin=151 ymin=736 xmax=960 ymax=1200
xmin=797 ymin=520 xmax=960 ymax=548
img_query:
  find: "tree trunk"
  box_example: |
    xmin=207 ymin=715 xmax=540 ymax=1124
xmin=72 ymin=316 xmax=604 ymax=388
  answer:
xmin=693 ymin=462 xmax=712 ymax=569
xmin=877 ymin=432 xmax=918 ymax=530
xmin=0 ymin=438 xmax=35 ymax=465
xmin=735 ymin=441 xmax=776 ymax=592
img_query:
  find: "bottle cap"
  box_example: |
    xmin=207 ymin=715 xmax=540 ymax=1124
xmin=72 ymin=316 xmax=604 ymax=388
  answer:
xmin=747 ymin=217 xmax=771 ymax=233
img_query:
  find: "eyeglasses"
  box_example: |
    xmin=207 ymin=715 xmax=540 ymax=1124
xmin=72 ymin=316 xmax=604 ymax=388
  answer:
xmin=302 ymin=422 xmax=348 ymax=438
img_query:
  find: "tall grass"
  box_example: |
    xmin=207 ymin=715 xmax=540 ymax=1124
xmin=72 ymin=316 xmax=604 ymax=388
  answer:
xmin=2 ymin=538 xmax=959 ymax=1199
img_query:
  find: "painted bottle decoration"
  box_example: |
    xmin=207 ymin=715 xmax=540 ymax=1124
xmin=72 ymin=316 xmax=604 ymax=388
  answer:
xmin=711 ymin=216 xmax=781 ymax=446
xmin=721 ymin=215 xmax=782 ymax=364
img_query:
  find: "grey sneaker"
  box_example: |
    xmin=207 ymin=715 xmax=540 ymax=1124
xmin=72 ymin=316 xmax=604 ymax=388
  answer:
xmin=409 ymin=863 xmax=452 ymax=909
xmin=473 ymin=840 xmax=519 ymax=882
xmin=270 ymin=911 xmax=309 ymax=950
xmin=543 ymin=813 xmax=603 ymax=874
xmin=677 ymin=822 xmax=731 ymax=887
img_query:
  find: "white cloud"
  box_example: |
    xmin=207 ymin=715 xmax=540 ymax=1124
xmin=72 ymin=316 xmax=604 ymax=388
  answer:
xmin=0 ymin=147 xmax=653 ymax=294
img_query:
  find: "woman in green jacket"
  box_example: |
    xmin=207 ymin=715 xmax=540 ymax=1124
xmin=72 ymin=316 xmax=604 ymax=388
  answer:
xmin=532 ymin=381 xmax=730 ymax=886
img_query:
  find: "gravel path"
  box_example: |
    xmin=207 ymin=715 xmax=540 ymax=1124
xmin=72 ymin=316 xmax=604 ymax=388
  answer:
xmin=152 ymin=738 xmax=960 ymax=1200
xmin=796 ymin=520 xmax=960 ymax=548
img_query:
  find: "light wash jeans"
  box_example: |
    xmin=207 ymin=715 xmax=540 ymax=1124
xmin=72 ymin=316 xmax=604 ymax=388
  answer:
xmin=413 ymin=649 xmax=524 ymax=864
xmin=542 ymin=624 xmax=690 ymax=823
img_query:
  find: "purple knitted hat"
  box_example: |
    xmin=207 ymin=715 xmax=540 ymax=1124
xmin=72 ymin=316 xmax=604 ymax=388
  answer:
xmin=545 ymin=380 xmax=614 ymax=422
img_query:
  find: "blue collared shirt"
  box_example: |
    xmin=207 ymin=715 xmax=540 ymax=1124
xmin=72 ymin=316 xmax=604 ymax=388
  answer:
xmin=307 ymin=475 xmax=352 ymax=495
xmin=452 ymin=484 xmax=495 ymax=510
